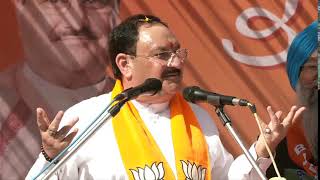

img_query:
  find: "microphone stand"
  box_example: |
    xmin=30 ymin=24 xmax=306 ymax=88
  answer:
xmin=35 ymin=98 xmax=128 ymax=180
xmin=214 ymin=105 xmax=267 ymax=180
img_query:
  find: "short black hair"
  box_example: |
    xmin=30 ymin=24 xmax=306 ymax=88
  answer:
xmin=108 ymin=14 xmax=168 ymax=79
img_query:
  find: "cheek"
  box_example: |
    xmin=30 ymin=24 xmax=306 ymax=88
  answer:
xmin=134 ymin=61 xmax=163 ymax=78
xmin=34 ymin=4 xmax=64 ymax=29
xmin=17 ymin=5 xmax=52 ymax=38
xmin=299 ymin=71 xmax=317 ymax=88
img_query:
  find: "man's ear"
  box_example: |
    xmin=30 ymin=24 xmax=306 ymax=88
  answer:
xmin=14 ymin=0 xmax=25 ymax=6
xmin=14 ymin=0 xmax=27 ymax=13
xmin=115 ymin=53 xmax=133 ymax=79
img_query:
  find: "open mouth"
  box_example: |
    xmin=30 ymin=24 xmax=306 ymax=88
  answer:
xmin=59 ymin=35 xmax=93 ymax=41
xmin=162 ymin=68 xmax=181 ymax=79
xmin=50 ymin=27 xmax=97 ymax=42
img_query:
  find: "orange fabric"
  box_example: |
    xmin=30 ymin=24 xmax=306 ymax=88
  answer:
xmin=287 ymin=120 xmax=318 ymax=177
xmin=111 ymin=80 xmax=210 ymax=179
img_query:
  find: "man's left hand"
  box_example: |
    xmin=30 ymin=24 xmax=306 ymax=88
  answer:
xmin=255 ymin=105 xmax=306 ymax=158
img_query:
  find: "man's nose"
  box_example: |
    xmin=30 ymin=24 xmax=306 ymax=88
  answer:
xmin=166 ymin=55 xmax=184 ymax=68
xmin=63 ymin=0 xmax=89 ymax=31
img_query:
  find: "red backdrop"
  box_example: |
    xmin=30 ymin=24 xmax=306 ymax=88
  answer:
xmin=0 ymin=0 xmax=316 ymax=160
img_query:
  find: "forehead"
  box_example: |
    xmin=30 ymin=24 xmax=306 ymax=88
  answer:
xmin=306 ymin=50 xmax=318 ymax=63
xmin=136 ymin=24 xmax=179 ymax=53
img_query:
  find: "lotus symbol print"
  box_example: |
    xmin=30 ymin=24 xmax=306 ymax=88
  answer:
xmin=130 ymin=162 xmax=165 ymax=180
xmin=181 ymin=160 xmax=206 ymax=180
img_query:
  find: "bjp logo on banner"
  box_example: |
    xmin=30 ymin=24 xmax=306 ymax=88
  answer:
xmin=221 ymin=0 xmax=298 ymax=67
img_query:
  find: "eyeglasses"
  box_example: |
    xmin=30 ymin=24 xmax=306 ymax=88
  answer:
xmin=130 ymin=48 xmax=188 ymax=66
xmin=299 ymin=62 xmax=318 ymax=88
xmin=300 ymin=63 xmax=317 ymax=74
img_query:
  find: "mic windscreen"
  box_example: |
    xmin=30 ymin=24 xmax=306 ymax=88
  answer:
xmin=143 ymin=78 xmax=162 ymax=93
xmin=182 ymin=86 xmax=200 ymax=103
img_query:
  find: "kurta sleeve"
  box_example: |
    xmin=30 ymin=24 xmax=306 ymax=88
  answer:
xmin=25 ymin=97 xmax=94 ymax=180
xmin=25 ymin=153 xmax=80 ymax=180
xmin=190 ymin=103 xmax=272 ymax=180
xmin=228 ymin=143 xmax=272 ymax=180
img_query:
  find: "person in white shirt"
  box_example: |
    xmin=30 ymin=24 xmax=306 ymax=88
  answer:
xmin=27 ymin=14 xmax=305 ymax=180
xmin=0 ymin=0 xmax=119 ymax=179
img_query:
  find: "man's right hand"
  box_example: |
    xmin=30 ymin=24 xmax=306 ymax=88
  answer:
xmin=36 ymin=108 xmax=79 ymax=159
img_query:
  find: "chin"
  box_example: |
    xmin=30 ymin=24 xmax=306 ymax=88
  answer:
xmin=162 ymin=79 xmax=182 ymax=91
xmin=156 ymin=86 xmax=180 ymax=102
xmin=137 ymin=90 xmax=175 ymax=104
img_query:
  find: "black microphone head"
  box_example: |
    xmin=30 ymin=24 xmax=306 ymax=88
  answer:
xmin=114 ymin=78 xmax=162 ymax=101
xmin=143 ymin=78 xmax=162 ymax=93
xmin=183 ymin=86 xmax=200 ymax=103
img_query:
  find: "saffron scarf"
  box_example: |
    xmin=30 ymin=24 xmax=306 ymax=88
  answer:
xmin=287 ymin=121 xmax=318 ymax=177
xmin=112 ymin=80 xmax=211 ymax=179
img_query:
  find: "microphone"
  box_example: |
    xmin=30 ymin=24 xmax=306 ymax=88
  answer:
xmin=183 ymin=86 xmax=249 ymax=106
xmin=114 ymin=78 xmax=162 ymax=101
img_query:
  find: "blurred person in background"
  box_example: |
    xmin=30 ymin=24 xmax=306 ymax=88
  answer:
xmin=0 ymin=0 xmax=120 ymax=179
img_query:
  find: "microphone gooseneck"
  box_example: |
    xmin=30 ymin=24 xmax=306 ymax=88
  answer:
xmin=110 ymin=78 xmax=162 ymax=116
xmin=114 ymin=78 xmax=162 ymax=101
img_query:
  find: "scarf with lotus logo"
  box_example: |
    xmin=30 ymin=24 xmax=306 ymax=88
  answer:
xmin=112 ymin=80 xmax=211 ymax=180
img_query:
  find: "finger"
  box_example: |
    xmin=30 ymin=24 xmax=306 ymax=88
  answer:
xmin=48 ymin=111 xmax=64 ymax=131
xmin=292 ymin=106 xmax=306 ymax=124
xmin=282 ymin=106 xmax=298 ymax=127
xmin=41 ymin=108 xmax=51 ymax=125
xmin=56 ymin=117 xmax=79 ymax=141
xmin=62 ymin=128 xmax=79 ymax=145
xmin=283 ymin=106 xmax=306 ymax=127
xmin=36 ymin=108 xmax=49 ymax=132
xmin=267 ymin=106 xmax=280 ymax=128
xmin=275 ymin=111 xmax=282 ymax=120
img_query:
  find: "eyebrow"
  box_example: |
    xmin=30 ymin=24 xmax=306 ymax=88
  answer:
xmin=36 ymin=0 xmax=47 ymax=3
xmin=152 ymin=43 xmax=181 ymax=52
xmin=303 ymin=60 xmax=317 ymax=66
xmin=307 ymin=56 xmax=317 ymax=62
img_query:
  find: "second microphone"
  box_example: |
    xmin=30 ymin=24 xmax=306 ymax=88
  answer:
xmin=183 ymin=86 xmax=250 ymax=106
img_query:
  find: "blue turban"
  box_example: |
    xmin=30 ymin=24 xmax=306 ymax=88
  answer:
xmin=286 ymin=21 xmax=318 ymax=90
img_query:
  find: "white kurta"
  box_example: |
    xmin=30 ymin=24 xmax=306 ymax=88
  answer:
xmin=26 ymin=92 xmax=271 ymax=180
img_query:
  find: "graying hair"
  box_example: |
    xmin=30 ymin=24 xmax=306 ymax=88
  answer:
xmin=296 ymin=82 xmax=318 ymax=163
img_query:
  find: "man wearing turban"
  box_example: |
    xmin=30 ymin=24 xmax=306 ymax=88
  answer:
xmin=268 ymin=21 xmax=318 ymax=180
